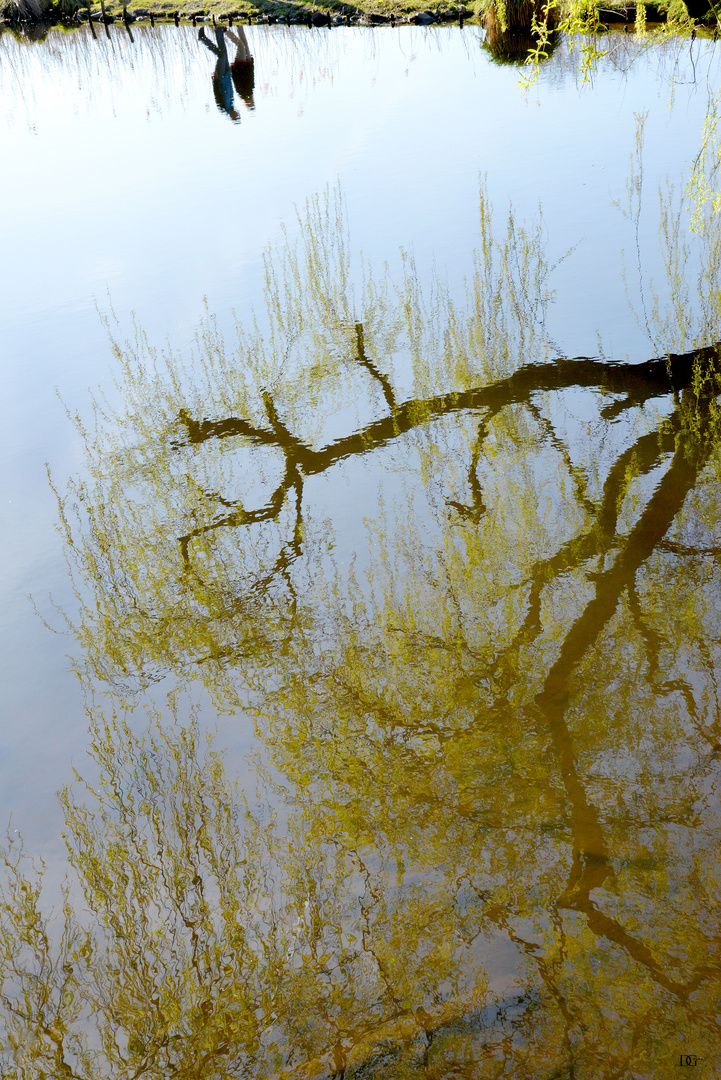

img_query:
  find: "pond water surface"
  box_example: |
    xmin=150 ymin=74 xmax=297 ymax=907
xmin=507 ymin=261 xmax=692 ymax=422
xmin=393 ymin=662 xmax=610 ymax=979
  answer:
xmin=0 ymin=20 xmax=720 ymax=1078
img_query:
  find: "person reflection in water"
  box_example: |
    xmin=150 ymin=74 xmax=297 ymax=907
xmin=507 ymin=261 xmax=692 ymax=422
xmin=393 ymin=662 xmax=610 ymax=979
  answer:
xmin=199 ymin=25 xmax=254 ymax=122
xmin=228 ymin=26 xmax=255 ymax=110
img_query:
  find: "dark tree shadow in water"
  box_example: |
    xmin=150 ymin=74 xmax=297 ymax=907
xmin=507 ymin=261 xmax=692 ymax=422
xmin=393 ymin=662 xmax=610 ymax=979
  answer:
xmin=481 ymin=0 xmax=559 ymax=64
xmin=483 ymin=24 xmax=560 ymax=64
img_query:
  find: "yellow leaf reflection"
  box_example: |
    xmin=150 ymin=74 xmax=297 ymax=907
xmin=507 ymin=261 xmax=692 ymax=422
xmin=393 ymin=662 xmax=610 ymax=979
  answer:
xmin=0 ymin=712 xmax=493 ymax=1077
xmin=52 ymin=181 xmax=559 ymax=704
xmin=25 ymin=175 xmax=721 ymax=1074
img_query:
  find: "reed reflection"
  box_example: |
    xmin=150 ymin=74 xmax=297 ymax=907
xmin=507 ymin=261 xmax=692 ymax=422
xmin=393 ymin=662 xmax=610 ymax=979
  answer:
xmin=17 ymin=179 xmax=721 ymax=1074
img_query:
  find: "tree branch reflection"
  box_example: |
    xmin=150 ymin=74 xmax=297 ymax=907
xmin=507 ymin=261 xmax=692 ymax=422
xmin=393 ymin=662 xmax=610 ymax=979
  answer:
xmin=17 ymin=177 xmax=721 ymax=1074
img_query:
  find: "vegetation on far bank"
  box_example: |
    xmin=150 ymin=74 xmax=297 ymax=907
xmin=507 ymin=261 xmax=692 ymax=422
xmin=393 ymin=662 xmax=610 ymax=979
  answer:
xmin=1 ymin=0 xmax=717 ymax=34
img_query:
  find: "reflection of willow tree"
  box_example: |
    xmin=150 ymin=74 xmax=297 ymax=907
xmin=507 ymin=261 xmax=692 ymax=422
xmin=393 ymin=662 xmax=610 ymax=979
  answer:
xmin=0 ymin=713 xmax=494 ymax=1077
xmin=259 ymin=381 xmax=721 ymax=1073
xmin=34 ymin=182 xmax=721 ymax=1074
xmin=55 ymin=184 xmax=557 ymax=698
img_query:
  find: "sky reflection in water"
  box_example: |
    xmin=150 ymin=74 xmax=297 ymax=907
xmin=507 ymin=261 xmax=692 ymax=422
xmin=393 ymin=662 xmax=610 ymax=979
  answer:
xmin=0 ymin=22 xmax=720 ymax=1078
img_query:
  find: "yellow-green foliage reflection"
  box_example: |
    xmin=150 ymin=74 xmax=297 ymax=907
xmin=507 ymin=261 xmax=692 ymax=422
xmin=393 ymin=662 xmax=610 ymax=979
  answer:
xmin=18 ymin=177 xmax=721 ymax=1075
xmin=53 ymin=182 xmax=557 ymax=703
xmin=0 ymin=712 xmax=494 ymax=1077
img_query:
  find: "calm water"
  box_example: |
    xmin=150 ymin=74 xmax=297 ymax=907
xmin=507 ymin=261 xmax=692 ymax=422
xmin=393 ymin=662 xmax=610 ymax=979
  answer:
xmin=0 ymin=21 xmax=720 ymax=1077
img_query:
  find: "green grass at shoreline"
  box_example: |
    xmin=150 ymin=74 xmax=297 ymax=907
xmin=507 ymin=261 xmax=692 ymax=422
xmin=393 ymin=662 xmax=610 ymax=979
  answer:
xmin=1 ymin=0 xmax=714 ymax=30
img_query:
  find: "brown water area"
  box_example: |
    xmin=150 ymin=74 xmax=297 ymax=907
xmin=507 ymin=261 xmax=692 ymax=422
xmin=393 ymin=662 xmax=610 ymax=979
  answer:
xmin=0 ymin=22 xmax=720 ymax=1080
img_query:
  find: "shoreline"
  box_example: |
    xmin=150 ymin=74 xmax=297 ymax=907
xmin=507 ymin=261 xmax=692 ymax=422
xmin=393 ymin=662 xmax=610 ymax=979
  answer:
xmin=1 ymin=0 xmax=716 ymax=34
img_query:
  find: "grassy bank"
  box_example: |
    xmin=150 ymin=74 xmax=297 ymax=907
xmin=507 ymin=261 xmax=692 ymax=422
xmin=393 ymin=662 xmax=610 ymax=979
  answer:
xmin=2 ymin=1 xmax=471 ymax=25
xmin=1 ymin=0 xmax=716 ymax=31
